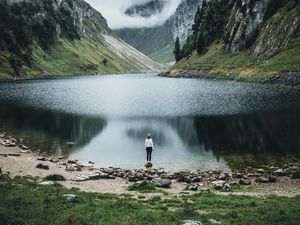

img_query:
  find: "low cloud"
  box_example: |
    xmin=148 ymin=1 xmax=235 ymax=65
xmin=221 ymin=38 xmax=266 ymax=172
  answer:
xmin=85 ymin=0 xmax=182 ymax=29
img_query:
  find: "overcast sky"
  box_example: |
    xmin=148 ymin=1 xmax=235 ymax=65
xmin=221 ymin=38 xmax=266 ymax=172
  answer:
xmin=85 ymin=0 xmax=182 ymax=29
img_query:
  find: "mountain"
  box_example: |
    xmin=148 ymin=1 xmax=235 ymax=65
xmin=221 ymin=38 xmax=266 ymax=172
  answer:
xmin=115 ymin=0 xmax=203 ymax=63
xmin=165 ymin=0 xmax=300 ymax=86
xmin=0 ymin=0 xmax=161 ymax=80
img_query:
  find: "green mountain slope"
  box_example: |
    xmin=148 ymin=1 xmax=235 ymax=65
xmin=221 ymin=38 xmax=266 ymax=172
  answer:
xmin=165 ymin=0 xmax=300 ymax=85
xmin=0 ymin=0 xmax=161 ymax=80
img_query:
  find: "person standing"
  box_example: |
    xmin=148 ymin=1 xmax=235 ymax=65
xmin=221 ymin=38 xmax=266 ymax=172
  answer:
xmin=145 ymin=134 xmax=154 ymax=162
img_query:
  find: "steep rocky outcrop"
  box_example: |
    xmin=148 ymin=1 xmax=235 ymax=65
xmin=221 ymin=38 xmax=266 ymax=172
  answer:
xmin=0 ymin=0 xmax=161 ymax=79
xmin=115 ymin=0 xmax=203 ymax=63
xmin=166 ymin=0 xmax=300 ymax=86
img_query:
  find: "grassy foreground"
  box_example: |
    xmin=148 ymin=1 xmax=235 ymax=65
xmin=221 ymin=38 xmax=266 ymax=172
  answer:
xmin=0 ymin=175 xmax=299 ymax=225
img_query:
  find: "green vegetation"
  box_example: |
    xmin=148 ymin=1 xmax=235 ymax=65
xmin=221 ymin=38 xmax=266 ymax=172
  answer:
xmin=173 ymin=36 xmax=181 ymax=62
xmin=1 ymin=175 xmax=300 ymax=225
xmin=169 ymin=0 xmax=300 ymax=82
xmin=172 ymin=36 xmax=300 ymax=82
xmin=45 ymin=174 xmax=66 ymax=181
xmin=0 ymin=0 xmax=80 ymax=77
xmin=0 ymin=0 xmax=159 ymax=80
xmin=128 ymin=182 xmax=159 ymax=193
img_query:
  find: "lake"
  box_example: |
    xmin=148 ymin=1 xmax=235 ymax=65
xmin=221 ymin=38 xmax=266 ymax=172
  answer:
xmin=0 ymin=74 xmax=300 ymax=171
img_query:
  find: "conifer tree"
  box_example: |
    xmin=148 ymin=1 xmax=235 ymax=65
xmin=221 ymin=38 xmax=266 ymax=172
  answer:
xmin=174 ymin=36 xmax=181 ymax=62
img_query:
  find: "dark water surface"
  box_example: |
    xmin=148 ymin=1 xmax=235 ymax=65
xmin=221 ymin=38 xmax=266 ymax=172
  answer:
xmin=0 ymin=74 xmax=299 ymax=170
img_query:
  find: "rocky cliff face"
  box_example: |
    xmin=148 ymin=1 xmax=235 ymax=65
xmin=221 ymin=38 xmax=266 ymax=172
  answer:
xmin=116 ymin=0 xmax=203 ymax=63
xmin=167 ymin=0 xmax=300 ymax=85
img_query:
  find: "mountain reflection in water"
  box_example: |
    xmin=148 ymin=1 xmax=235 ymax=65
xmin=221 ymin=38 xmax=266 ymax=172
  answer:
xmin=0 ymin=105 xmax=299 ymax=170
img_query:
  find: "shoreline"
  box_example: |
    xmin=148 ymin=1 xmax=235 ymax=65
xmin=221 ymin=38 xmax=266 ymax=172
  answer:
xmin=159 ymin=70 xmax=300 ymax=88
xmin=1 ymin=134 xmax=300 ymax=197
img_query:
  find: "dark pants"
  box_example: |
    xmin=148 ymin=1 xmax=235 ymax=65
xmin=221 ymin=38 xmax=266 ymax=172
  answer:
xmin=146 ymin=147 xmax=152 ymax=161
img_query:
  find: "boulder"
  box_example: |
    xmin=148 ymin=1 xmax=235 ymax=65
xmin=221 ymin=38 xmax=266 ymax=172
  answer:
xmin=211 ymin=180 xmax=225 ymax=190
xmin=239 ymin=178 xmax=251 ymax=185
xmin=88 ymin=161 xmax=95 ymax=164
xmin=99 ymin=173 xmax=110 ymax=179
xmin=36 ymin=163 xmax=49 ymax=170
xmin=152 ymin=179 xmax=172 ymax=188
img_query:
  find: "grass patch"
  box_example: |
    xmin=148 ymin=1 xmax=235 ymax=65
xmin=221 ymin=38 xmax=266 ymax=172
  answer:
xmin=0 ymin=174 xmax=300 ymax=225
xmin=128 ymin=182 xmax=159 ymax=193
xmin=45 ymin=174 xmax=66 ymax=181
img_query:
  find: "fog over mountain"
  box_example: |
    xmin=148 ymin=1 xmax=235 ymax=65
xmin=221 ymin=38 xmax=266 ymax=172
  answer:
xmin=85 ymin=0 xmax=182 ymax=29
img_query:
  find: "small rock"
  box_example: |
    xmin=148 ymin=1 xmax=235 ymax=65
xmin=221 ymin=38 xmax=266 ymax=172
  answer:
xmin=185 ymin=185 xmax=198 ymax=191
xmin=211 ymin=180 xmax=225 ymax=190
xmin=268 ymin=175 xmax=277 ymax=183
xmin=63 ymin=194 xmax=80 ymax=203
xmin=144 ymin=161 xmax=153 ymax=169
xmin=239 ymin=178 xmax=251 ymax=185
xmin=67 ymin=160 xmax=77 ymax=164
xmin=19 ymin=144 xmax=29 ymax=150
xmin=191 ymin=176 xmax=202 ymax=183
xmin=20 ymin=150 xmax=31 ymax=153
xmin=58 ymin=156 xmax=65 ymax=160
xmin=39 ymin=181 xmax=54 ymax=185
xmin=103 ymin=168 xmax=114 ymax=174
xmin=8 ymin=153 xmax=20 ymax=157
xmin=50 ymin=158 xmax=59 ymax=163
xmin=208 ymin=219 xmax=221 ymax=224
xmin=257 ymin=169 xmax=265 ymax=173
xmin=255 ymin=177 xmax=269 ymax=183
xmin=36 ymin=163 xmax=49 ymax=170
xmin=291 ymin=171 xmax=300 ymax=179
xmin=88 ymin=173 xmax=101 ymax=180
xmin=65 ymin=165 xmax=75 ymax=171
xmin=182 ymin=220 xmax=203 ymax=225
xmin=152 ymin=179 xmax=172 ymax=188
xmin=223 ymin=183 xmax=231 ymax=191
xmin=128 ymin=175 xmax=137 ymax=182
xmin=37 ymin=157 xmax=46 ymax=161
xmin=273 ymin=169 xmax=285 ymax=176
xmin=88 ymin=161 xmax=95 ymax=164
xmin=99 ymin=173 xmax=110 ymax=179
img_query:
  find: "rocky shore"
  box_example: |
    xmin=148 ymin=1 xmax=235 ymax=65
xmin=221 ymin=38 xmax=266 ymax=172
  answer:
xmin=1 ymin=133 xmax=300 ymax=196
xmin=159 ymin=70 xmax=300 ymax=87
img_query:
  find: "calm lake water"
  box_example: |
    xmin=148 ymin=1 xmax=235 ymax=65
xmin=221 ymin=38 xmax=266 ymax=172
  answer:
xmin=0 ymin=74 xmax=300 ymax=171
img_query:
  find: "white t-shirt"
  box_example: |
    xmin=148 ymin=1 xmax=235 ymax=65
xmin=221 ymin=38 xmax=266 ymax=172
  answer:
xmin=145 ymin=138 xmax=154 ymax=149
